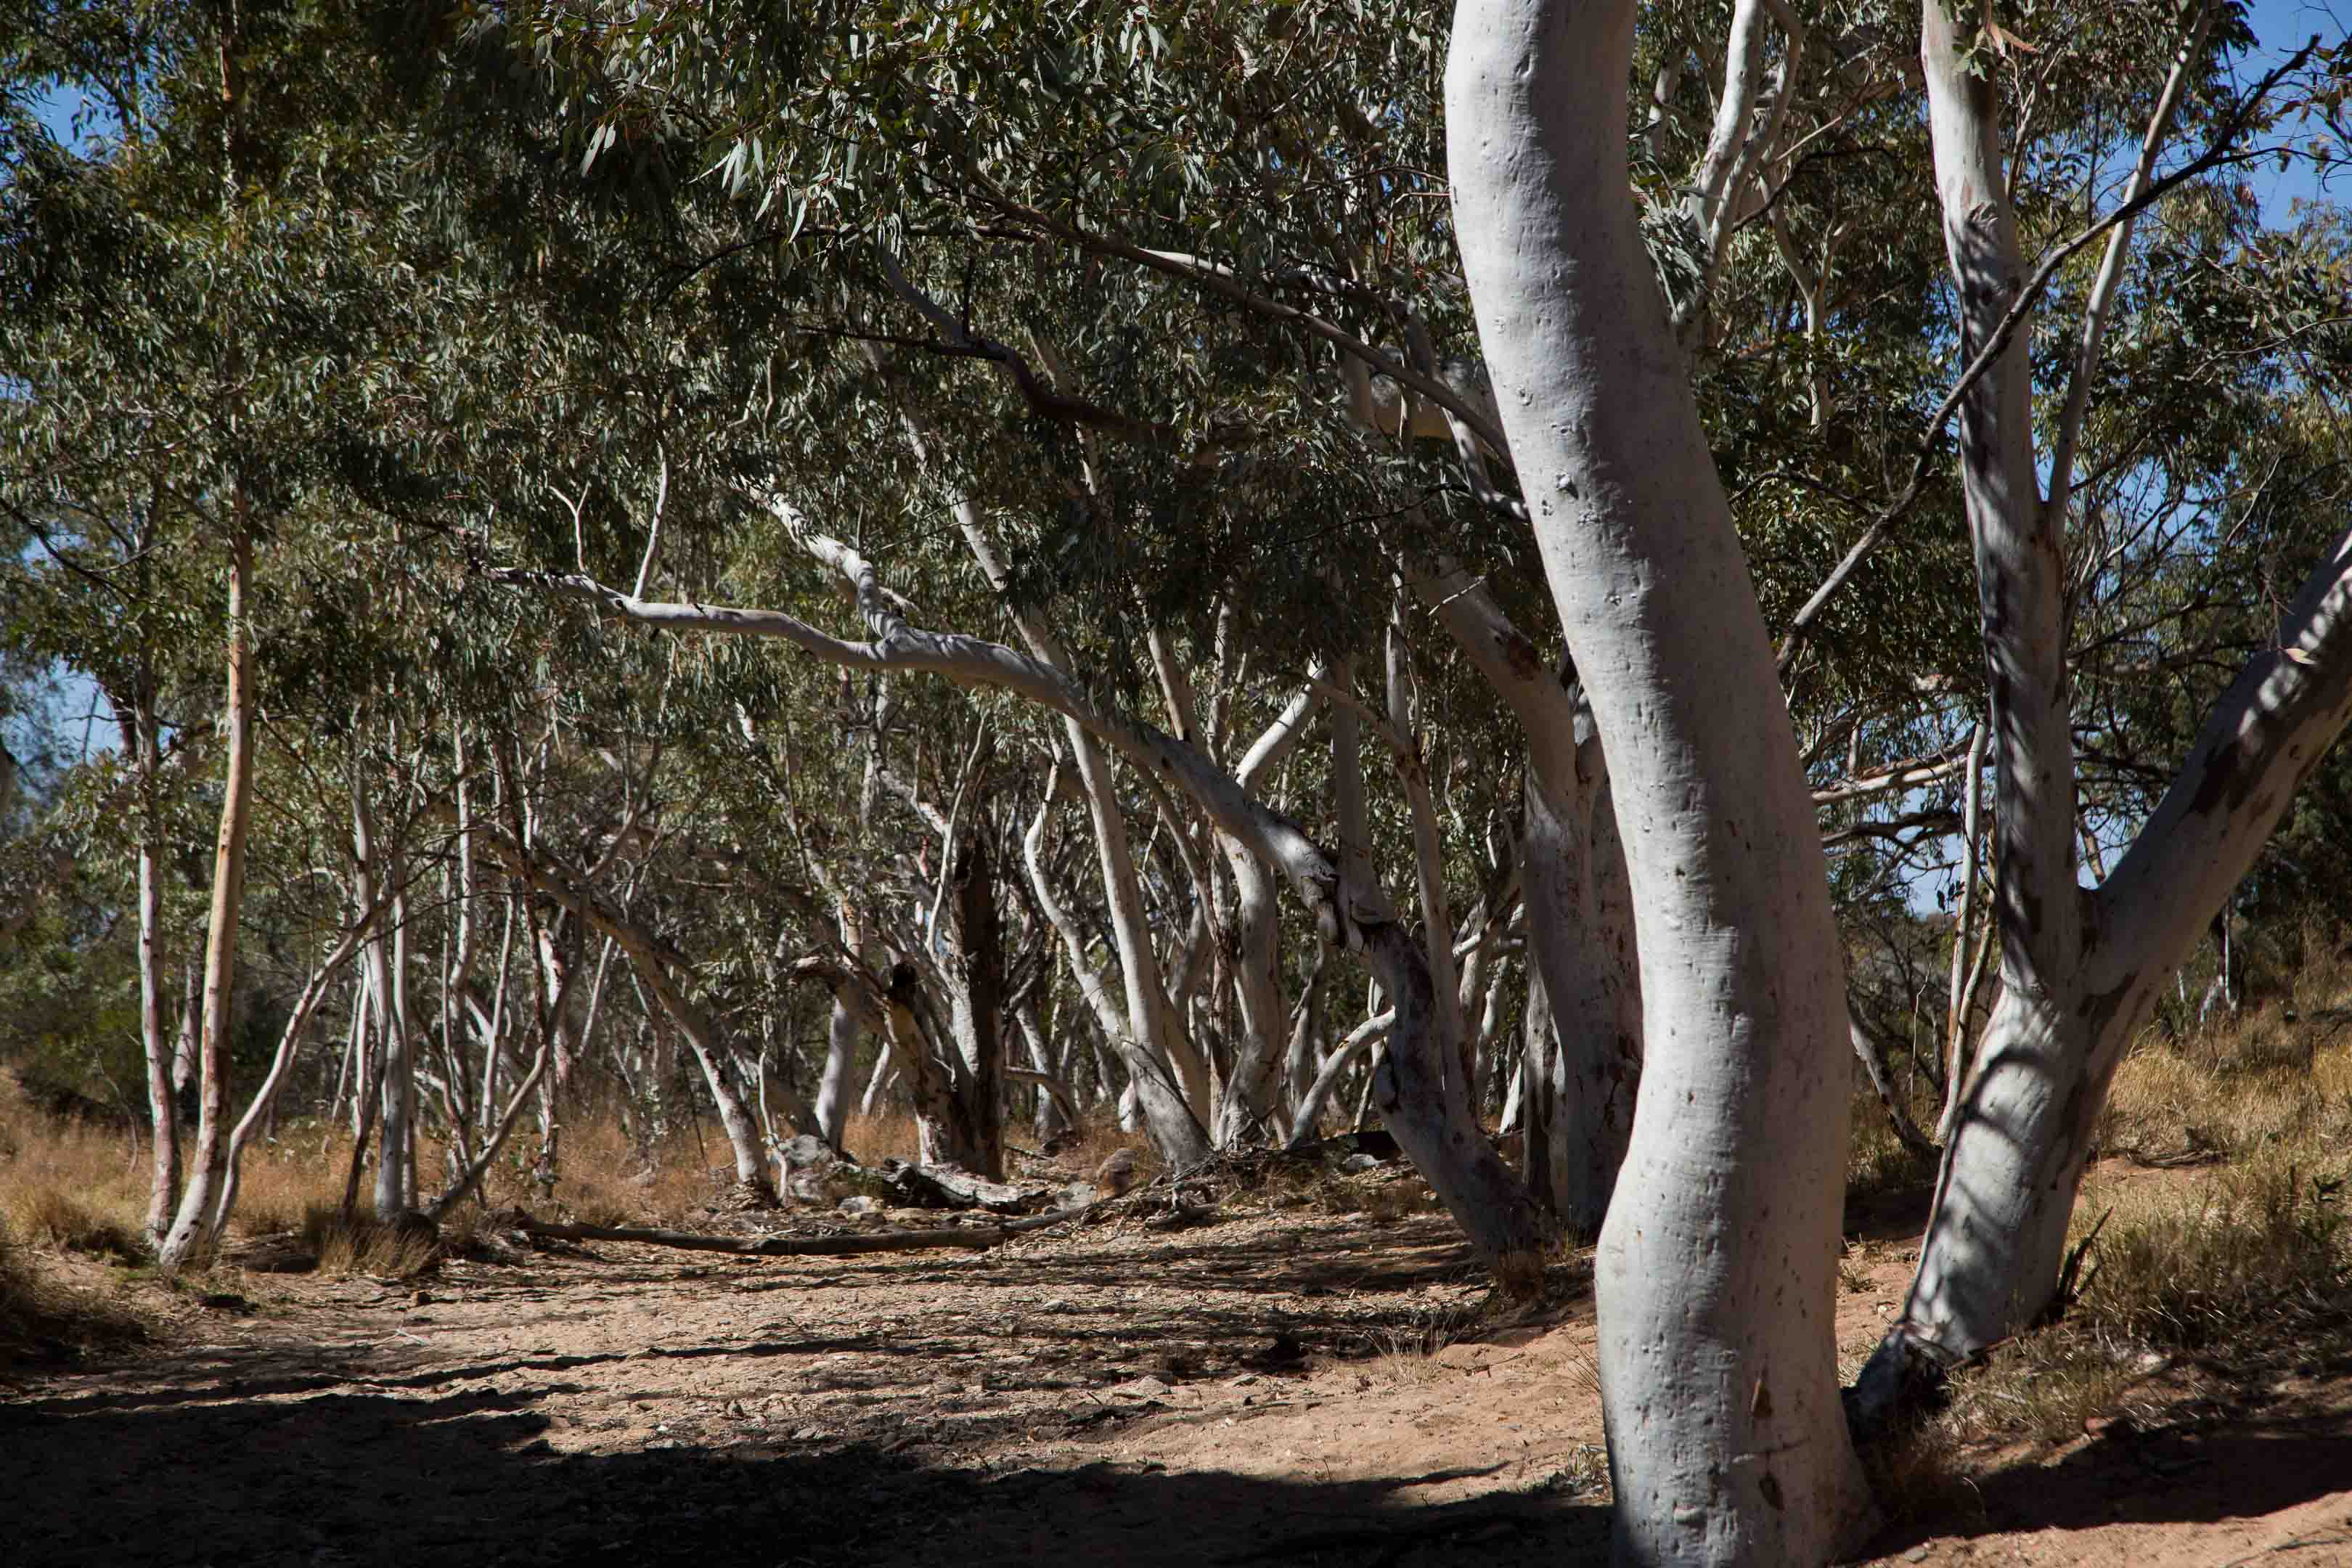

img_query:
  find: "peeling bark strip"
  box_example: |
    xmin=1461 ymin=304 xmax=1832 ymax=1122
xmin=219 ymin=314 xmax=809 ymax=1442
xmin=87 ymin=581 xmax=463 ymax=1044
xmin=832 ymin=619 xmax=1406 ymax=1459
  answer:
xmin=1447 ymin=0 xmax=1874 ymax=1559
xmin=485 ymin=504 xmax=1549 ymax=1285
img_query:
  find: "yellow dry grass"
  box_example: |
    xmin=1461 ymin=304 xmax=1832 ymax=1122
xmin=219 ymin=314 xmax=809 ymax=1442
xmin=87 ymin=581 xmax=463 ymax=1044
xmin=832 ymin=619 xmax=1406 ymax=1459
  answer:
xmin=1865 ymin=980 xmax=2352 ymax=1519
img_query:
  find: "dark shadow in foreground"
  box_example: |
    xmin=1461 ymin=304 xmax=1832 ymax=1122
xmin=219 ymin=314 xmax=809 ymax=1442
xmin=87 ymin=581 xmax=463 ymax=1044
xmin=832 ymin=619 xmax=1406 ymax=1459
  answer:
xmin=0 ymin=1378 xmax=1612 ymax=1568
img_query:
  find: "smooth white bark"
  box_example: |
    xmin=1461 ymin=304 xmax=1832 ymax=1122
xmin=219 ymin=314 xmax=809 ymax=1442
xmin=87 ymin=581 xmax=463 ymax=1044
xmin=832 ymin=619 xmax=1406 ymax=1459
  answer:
xmin=490 ymin=515 xmax=1548 ymax=1279
xmin=1449 ymin=0 xmax=1873 ymax=1555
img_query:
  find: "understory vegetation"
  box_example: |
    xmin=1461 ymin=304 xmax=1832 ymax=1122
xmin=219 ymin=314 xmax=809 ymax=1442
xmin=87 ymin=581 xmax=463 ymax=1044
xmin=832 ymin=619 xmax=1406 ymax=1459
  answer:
xmin=11 ymin=988 xmax=2351 ymax=1509
xmin=6 ymin=1 xmax=2350 ymax=1555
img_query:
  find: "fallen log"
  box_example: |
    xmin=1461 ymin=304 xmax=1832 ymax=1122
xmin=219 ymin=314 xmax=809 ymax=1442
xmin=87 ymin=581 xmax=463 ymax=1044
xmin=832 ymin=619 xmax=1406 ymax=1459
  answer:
xmin=515 ymin=1199 xmax=1106 ymax=1258
xmin=874 ymin=1161 xmax=1043 ymax=1214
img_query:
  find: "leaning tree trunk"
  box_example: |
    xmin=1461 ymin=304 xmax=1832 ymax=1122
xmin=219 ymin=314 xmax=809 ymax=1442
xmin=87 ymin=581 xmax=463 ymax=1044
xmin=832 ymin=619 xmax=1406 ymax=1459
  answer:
xmin=1853 ymin=1 xmax=2308 ymax=1416
xmin=886 ymin=370 xmax=1212 ymax=1167
xmin=470 ymin=822 xmax=788 ymax=1201
xmin=1409 ymin=560 xmax=1641 ymax=1233
xmin=155 ymin=510 xmax=256 ymax=1273
xmin=489 ymin=508 xmax=1551 ymax=1285
xmin=1449 ymin=0 xmax=1876 ymax=1558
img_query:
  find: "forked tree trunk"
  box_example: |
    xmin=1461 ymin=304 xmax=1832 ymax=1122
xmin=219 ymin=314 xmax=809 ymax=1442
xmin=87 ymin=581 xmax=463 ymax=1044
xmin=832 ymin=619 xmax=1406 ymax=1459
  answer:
xmin=1024 ymin=784 xmax=1209 ymax=1159
xmin=1851 ymin=3 xmax=2352 ymax=1415
xmin=885 ymin=370 xmax=1212 ymax=1166
xmin=1449 ymin=0 xmax=1875 ymax=1557
xmin=471 ymin=824 xmax=787 ymax=1201
xmin=489 ymin=522 xmax=1551 ymax=1284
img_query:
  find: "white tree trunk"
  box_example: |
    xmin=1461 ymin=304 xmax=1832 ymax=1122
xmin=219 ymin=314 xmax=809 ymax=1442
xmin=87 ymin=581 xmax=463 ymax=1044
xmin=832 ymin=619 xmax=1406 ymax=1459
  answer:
xmin=815 ymin=997 xmax=858 ymax=1148
xmin=1855 ymin=3 xmax=2291 ymax=1418
xmin=491 ymin=522 xmax=1548 ymax=1281
xmin=121 ymin=671 xmax=179 ymax=1251
xmin=1448 ymin=0 xmax=1874 ymax=1556
xmin=351 ymin=766 xmax=415 ymax=1222
xmin=1408 ymin=560 xmax=1641 ymax=1229
xmin=887 ymin=368 xmax=1211 ymax=1164
xmin=155 ymin=513 xmax=255 ymax=1273
xmin=471 ymin=824 xmax=786 ymax=1199
xmin=1024 ymin=783 xmax=1212 ymax=1160
xmin=1868 ymin=524 xmax=2352 ymax=1397
xmin=1519 ymin=771 xmax=1637 ymax=1233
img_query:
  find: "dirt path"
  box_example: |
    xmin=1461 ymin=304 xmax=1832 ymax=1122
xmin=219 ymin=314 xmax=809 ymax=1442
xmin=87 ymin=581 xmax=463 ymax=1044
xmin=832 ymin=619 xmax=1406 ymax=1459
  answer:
xmin=4 ymin=1198 xmax=2350 ymax=1567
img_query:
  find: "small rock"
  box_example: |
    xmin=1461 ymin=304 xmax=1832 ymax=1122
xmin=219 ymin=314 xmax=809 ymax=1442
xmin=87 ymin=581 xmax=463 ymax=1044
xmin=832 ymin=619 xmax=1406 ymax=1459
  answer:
xmin=1095 ymin=1148 xmax=1138 ymax=1196
xmin=836 ymin=1195 xmax=881 ymax=1217
xmin=1903 ymin=1548 xmax=1932 ymax=1564
xmin=1339 ymin=1153 xmax=1381 ymax=1174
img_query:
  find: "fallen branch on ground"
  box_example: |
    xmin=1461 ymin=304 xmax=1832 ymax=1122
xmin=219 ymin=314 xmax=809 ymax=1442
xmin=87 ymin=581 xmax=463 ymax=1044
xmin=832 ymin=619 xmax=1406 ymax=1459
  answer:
xmin=513 ymin=1201 xmax=1106 ymax=1257
xmin=511 ymin=1189 xmax=1220 ymax=1259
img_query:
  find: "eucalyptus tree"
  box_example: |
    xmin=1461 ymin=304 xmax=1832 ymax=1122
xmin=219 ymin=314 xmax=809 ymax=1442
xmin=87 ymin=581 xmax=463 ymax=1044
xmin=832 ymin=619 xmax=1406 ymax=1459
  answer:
xmin=1853 ymin=4 xmax=2352 ymax=1408
xmin=1447 ymin=0 xmax=2348 ymax=1556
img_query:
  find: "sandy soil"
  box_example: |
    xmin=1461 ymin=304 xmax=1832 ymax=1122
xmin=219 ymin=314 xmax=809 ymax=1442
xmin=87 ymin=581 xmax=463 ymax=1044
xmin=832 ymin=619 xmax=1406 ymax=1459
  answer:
xmin=4 ymin=1172 xmax=2350 ymax=1567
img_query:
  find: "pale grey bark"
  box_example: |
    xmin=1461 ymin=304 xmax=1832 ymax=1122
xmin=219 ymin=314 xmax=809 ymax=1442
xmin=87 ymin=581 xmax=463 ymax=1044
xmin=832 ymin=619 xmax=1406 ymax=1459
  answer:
xmin=1283 ymin=1008 xmax=1395 ymax=1148
xmin=118 ymin=667 xmax=179 ymax=1251
xmin=353 ymin=767 xmax=414 ymax=1222
xmin=1213 ymin=683 xmax=1321 ymax=1147
xmin=876 ymin=309 xmax=1210 ymax=1164
xmin=1449 ymin=0 xmax=1874 ymax=1556
xmin=1406 ymin=560 xmax=1640 ymax=1227
xmin=1024 ymin=777 xmax=1211 ymax=1159
xmin=155 ymin=513 xmax=256 ymax=1273
xmin=1384 ymin=610 xmax=1469 ymax=1086
xmin=1855 ymin=3 xmax=2352 ymax=1416
xmin=1850 ymin=1008 xmax=1937 ymax=1160
xmin=1518 ymin=772 xmax=1637 ymax=1233
xmin=206 ymin=910 xmax=383 ymax=1246
xmin=1681 ymin=0 xmax=1806 ymax=333
xmin=2043 ymin=2 xmax=2214 ymax=530
xmin=815 ymin=998 xmax=858 ymax=1147
xmin=1013 ymin=1003 xmax=1075 ymax=1139
xmin=489 ymin=513 xmax=1549 ymax=1282
xmin=468 ymin=821 xmax=788 ymax=1199
xmin=1872 ymin=524 xmax=2352 ymax=1397
xmin=1939 ymin=718 xmax=1990 ymax=1144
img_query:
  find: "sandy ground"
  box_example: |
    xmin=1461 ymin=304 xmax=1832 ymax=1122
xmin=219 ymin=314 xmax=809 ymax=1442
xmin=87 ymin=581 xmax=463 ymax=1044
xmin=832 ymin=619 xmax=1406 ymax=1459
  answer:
xmin=4 ymin=1172 xmax=2350 ymax=1567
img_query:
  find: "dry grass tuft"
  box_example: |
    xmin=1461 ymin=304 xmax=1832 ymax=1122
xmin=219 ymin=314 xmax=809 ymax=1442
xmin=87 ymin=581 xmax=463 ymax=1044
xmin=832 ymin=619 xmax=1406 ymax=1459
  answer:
xmin=298 ymin=1205 xmax=441 ymax=1279
xmin=1864 ymin=998 xmax=2352 ymax=1519
xmin=840 ymin=1109 xmax=920 ymax=1167
xmin=0 ymin=1225 xmax=154 ymax=1368
xmin=1846 ymin=1085 xmax=1943 ymax=1200
xmin=2073 ymin=1153 xmax=2347 ymax=1349
xmin=0 ymin=1074 xmax=152 ymax=1259
xmin=15 ymin=1188 xmax=144 ymax=1260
